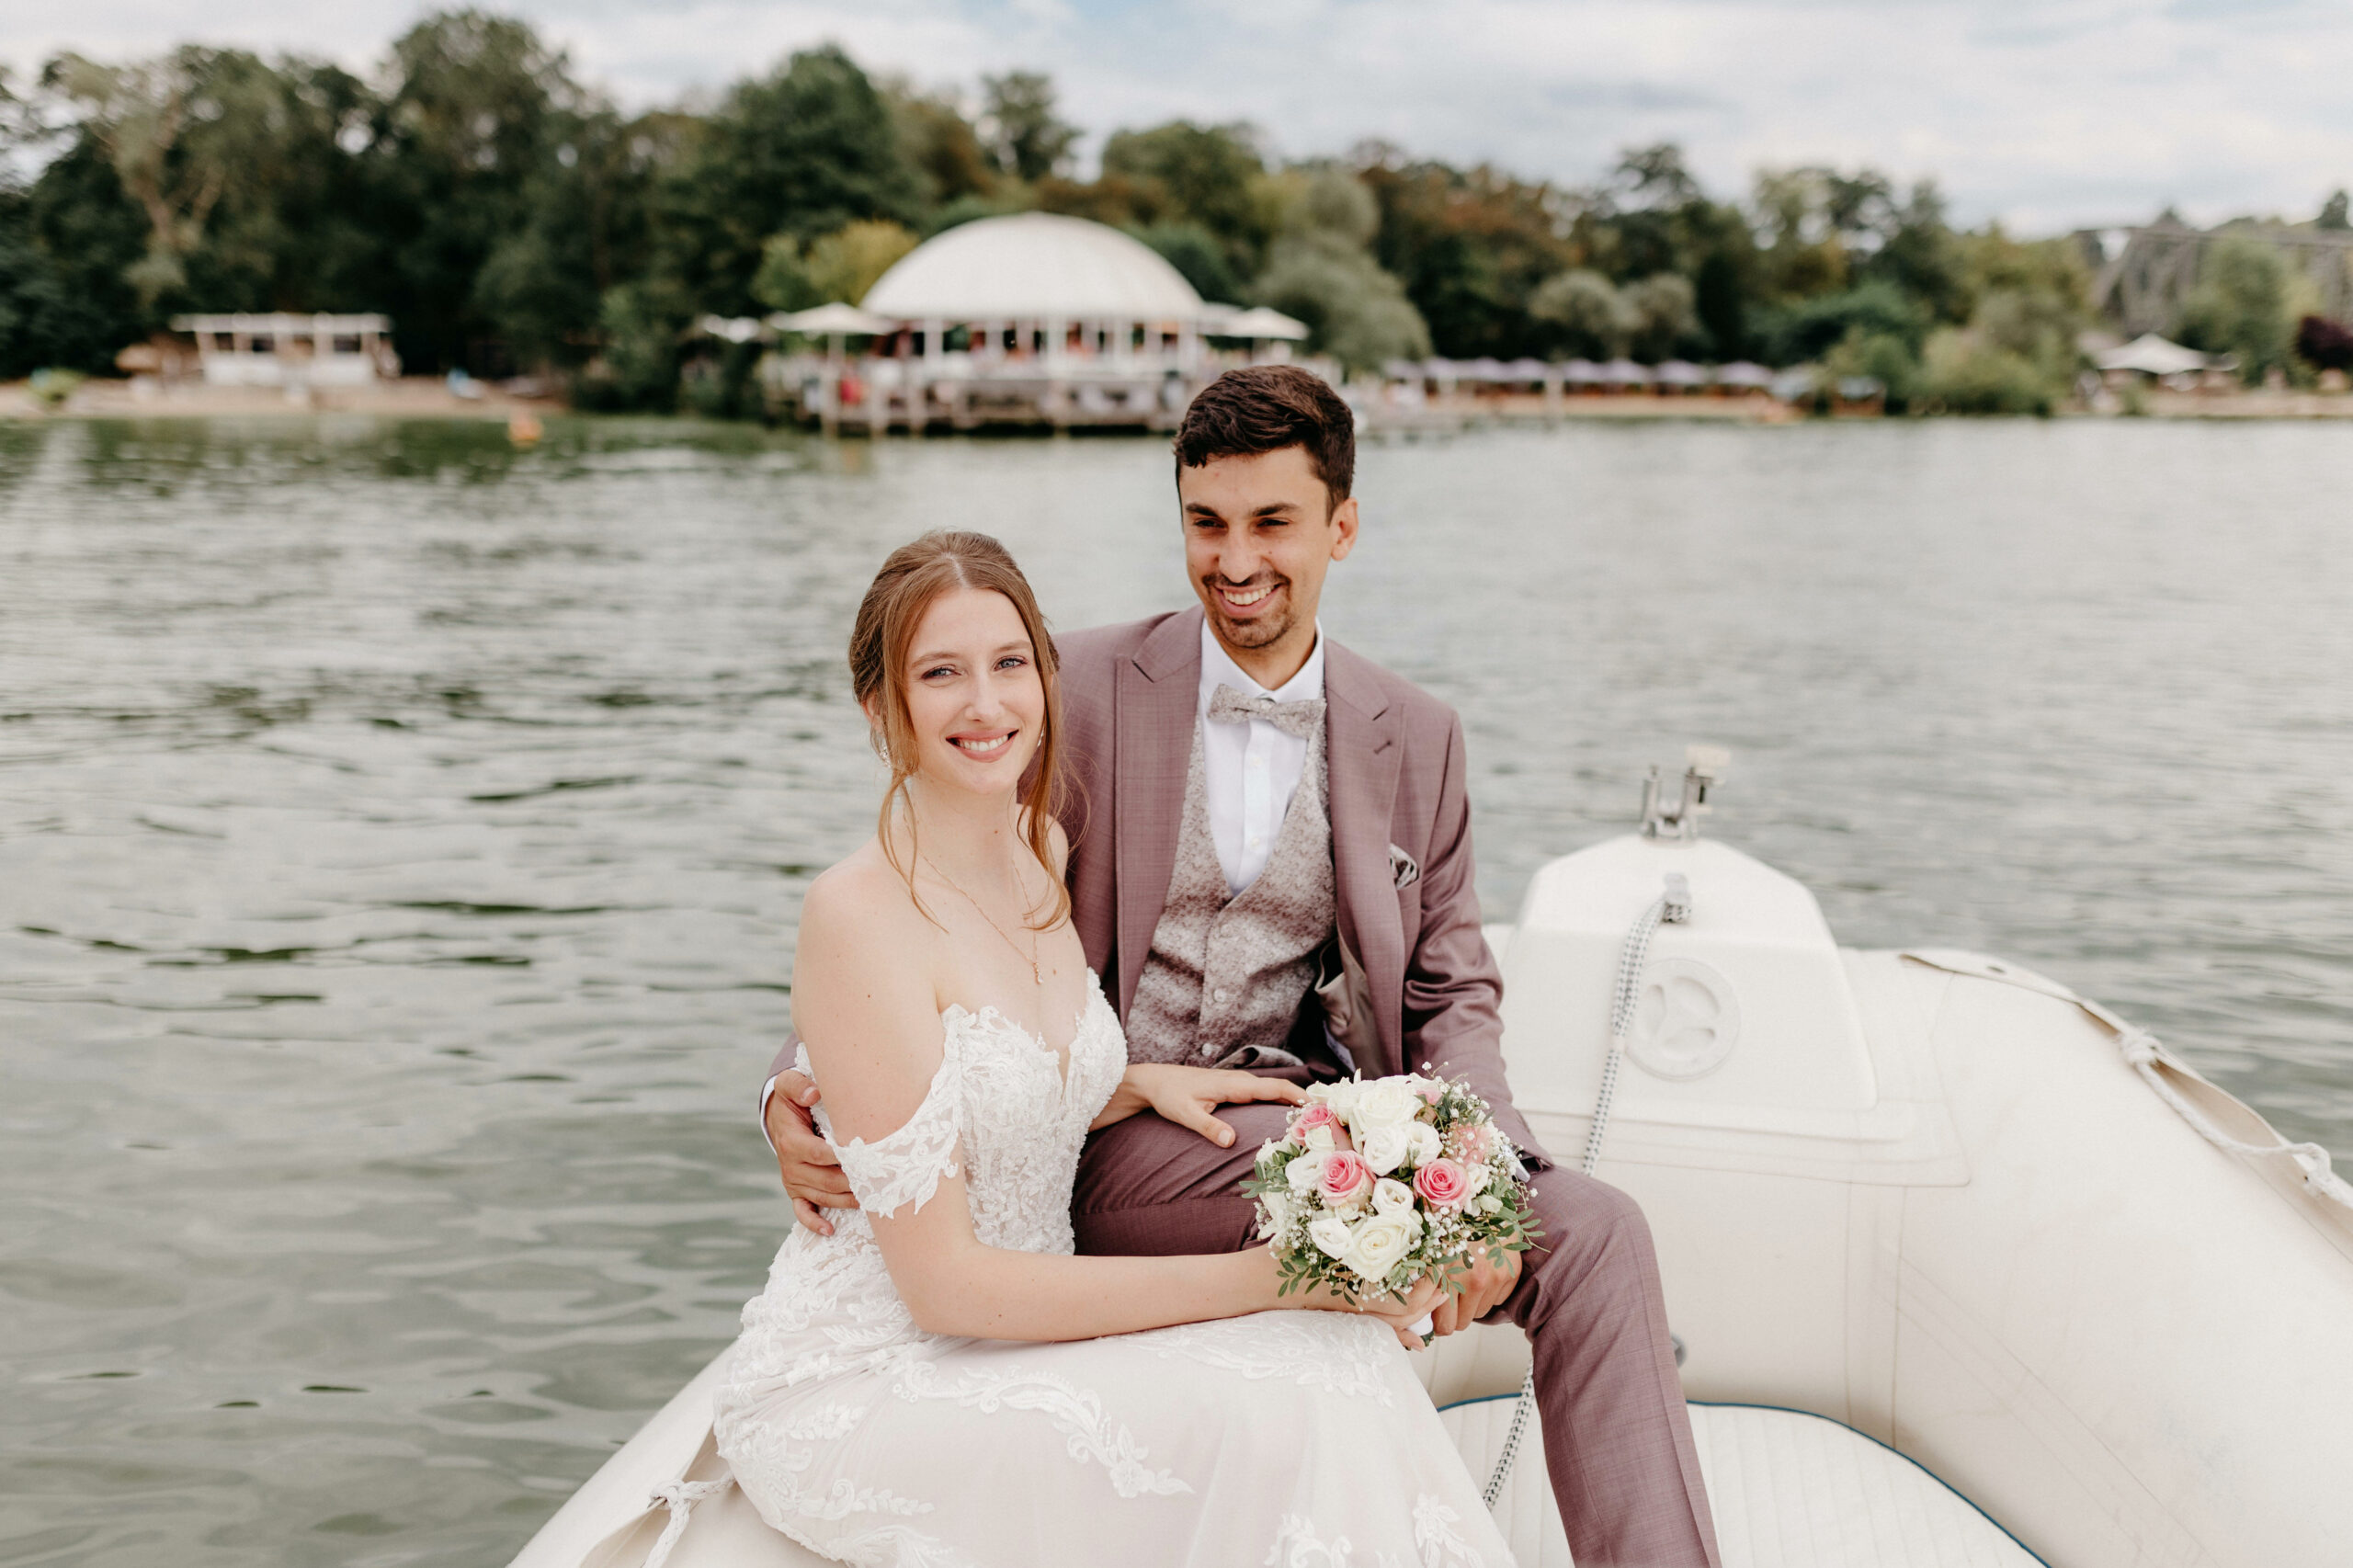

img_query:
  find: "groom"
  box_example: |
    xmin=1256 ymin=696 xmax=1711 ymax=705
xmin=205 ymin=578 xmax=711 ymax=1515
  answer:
xmin=766 ymin=367 xmax=1721 ymax=1568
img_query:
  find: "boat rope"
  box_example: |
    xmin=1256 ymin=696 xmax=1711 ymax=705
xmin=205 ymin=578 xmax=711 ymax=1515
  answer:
xmin=1484 ymin=872 xmax=1691 ymax=1510
xmin=2113 ymin=1026 xmax=2353 ymax=1211
xmin=641 ymin=1478 xmax=730 ymax=1568
xmin=1900 ymin=949 xmax=2353 ymax=1220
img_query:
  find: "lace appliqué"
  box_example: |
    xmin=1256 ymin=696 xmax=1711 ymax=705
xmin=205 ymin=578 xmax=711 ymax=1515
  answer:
xmin=895 ymin=1360 xmax=1192 ymax=1499
xmin=1267 ymin=1515 xmax=1378 ymax=1567
xmin=1412 ymin=1495 xmax=1487 ymax=1568
xmin=825 ymin=1040 xmax=965 ymax=1221
xmin=783 ymin=1402 xmax=867 ymax=1441
xmin=1265 ymin=1495 xmax=1487 ymax=1568
xmin=816 ymin=1523 xmax=977 ymax=1568
xmin=1132 ymin=1312 xmax=1399 ymax=1405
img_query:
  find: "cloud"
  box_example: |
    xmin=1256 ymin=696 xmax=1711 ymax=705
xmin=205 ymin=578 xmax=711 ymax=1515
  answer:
xmin=6 ymin=0 xmax=2349 ymax=232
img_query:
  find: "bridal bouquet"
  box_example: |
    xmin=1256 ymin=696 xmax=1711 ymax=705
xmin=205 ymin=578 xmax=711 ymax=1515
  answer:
xmin=1244 ymin=1073 xmax=1540 ymax=1320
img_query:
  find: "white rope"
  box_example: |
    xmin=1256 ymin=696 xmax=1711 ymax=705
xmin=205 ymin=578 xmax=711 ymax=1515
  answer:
xmin=641 ymin=1478 xmax=730 ymax=1568
xmin=2114 ymin=1027 xmax=2353 ymax=1210
xmin=1484 ymin=874 xmax=1690 ymax=1510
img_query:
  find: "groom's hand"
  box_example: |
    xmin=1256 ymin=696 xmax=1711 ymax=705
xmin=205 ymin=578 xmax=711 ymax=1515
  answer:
xmin=1125 ymin=1063 xmax=1306 ymax=1149
xmin=1431 ymin=1244 xmax=1521 ymax=1337
xmin=767 ymin=1069 xmax=858 ymax=1235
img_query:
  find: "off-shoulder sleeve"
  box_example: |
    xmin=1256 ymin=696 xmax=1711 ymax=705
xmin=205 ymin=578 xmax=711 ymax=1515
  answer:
xmin=822 ymin=1039 xmax=962 ymax=1221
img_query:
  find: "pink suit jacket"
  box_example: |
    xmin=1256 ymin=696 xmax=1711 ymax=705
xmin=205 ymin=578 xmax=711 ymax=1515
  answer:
xmin=1053 ymin=608 xmax=1547 ymax=1168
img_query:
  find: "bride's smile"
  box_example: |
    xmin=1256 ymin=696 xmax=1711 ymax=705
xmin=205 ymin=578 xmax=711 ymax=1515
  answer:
xmin=892 ymin=586 xmax=1046 ymax=794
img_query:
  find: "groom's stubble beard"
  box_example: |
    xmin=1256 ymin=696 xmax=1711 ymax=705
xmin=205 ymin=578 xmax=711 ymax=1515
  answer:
xmin=1201 ymin=573 xmax=1295 ymax=652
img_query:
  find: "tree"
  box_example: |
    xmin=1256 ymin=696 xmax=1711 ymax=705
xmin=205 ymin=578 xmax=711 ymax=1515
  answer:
xmin=658 ymin=46 xmax=921 ymax=318
xmin=978 ymin=71 xmax=1076 ymax=183
xmin=1621 ymin=272 xmax=1698 ymax=361
xmin=1529 ymin=269 xmax=1628 ymax=358
xmin=1252 ymin=165 xmax=1429 ymax=372
xmin=41 ymin=48 xmax=235 ymax=302
xmin=1755 ymin=278 xmax=1928 ymax=365
xmin=1863 ymin=182 xmax=1968 ymax=324
xmin=753 ymin=218 xmax=917 ymax=310
xmin=2319 ymin=189 xmax=2350 ymax=232
xmin=1915 ymin=328 xmax=2051 ymax=415
xmin=2177 ymin=234 xmax=2295 ymax=383
xmin=1751 ymin=165 xmax=1904 ymax=303
xmin=1099 ymin=120 xmax=1268 ymax=272
xmin=1612 ymin=143 xmax=1700 ymax=210
xmin=1358 ymin=152 xmax=1574 ymax=358
xmin=882 ymin=80 xmax=995 ymax=209
xmin=376 ymin=10 xmax=591 ymax=371
xmin=1133 ymin=222 xmax=1239 ymax=303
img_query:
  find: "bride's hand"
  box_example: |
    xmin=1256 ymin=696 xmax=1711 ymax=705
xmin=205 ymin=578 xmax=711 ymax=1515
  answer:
xmin=1096 ymin=1063 xmax=1306 ymax=1146
xmin=1298 ymin=1270 xmax=1447 ymax=1350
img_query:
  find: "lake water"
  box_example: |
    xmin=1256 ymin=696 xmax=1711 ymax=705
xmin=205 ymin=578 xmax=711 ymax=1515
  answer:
xmin=3 ymin=414 xmax=2349 ymax=1567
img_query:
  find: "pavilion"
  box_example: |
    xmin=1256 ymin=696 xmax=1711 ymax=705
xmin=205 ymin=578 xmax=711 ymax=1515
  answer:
xmin=171 ymin=313 xmax=397 ymax=389
xmin=773 ymin=213 xmax=1230 ymax=431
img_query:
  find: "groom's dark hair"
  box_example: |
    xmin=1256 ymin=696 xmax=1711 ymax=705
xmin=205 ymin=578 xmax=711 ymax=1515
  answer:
xmin=1175 ymin=366 xmax=1355 ymax=513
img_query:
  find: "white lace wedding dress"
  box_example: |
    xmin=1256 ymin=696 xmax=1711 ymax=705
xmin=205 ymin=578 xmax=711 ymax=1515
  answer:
xmin=712 ymin=986 xmax=1513 ymax=1568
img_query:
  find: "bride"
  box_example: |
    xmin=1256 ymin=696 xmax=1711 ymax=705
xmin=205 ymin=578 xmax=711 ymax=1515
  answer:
xmin=713 ymin=530 xmax=1513 ymax=1567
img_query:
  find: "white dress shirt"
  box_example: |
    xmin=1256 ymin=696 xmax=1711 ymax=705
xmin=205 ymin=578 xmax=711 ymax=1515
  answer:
xmin=1197 ymin=619 xmax=1324 ymax=897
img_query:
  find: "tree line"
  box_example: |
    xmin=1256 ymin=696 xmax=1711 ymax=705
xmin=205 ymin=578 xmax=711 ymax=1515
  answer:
xmin=2 ymin=9 xmax=2344 ymax=414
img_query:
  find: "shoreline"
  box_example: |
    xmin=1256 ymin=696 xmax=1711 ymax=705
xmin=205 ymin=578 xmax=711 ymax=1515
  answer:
xmin=9 ymin=379 xmax=2353 ymax=426
xmin=1 ymin=376 xmax=552 ymax=423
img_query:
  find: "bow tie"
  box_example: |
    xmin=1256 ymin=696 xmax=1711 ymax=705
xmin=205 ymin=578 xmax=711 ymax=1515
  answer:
xmin=1208 ymin=683 xmax=1325 ymax=739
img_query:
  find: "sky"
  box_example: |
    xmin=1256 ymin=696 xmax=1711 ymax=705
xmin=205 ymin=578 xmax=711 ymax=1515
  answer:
xmin=8 ymin=0 xmax=2352 ymax=235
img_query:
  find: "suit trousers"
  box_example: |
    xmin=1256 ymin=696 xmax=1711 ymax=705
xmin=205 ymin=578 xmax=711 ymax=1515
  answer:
xmin=1074 ymin=1100 xmax=1722 ymax=1568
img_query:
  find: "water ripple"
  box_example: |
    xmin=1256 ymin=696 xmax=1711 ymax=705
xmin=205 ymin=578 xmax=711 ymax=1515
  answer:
xmin=0 ymin=415 xmax=2347 ymax=1565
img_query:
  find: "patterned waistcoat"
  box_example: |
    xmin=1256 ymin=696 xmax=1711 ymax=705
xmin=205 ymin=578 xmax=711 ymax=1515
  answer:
xmin=1124 ymin=718 xmax=1336 ymax=1067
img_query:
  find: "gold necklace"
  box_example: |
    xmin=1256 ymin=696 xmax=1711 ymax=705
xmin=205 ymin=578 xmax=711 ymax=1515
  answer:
xmin=922 ymin=857 xmax=1042 ymax=986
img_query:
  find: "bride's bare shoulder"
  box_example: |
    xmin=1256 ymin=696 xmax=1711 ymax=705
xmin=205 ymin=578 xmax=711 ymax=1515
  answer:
xmin=800 ymin=843 xmax=927 ymax=944
xmin=794 ymin=846 xmax=941 ymax=1044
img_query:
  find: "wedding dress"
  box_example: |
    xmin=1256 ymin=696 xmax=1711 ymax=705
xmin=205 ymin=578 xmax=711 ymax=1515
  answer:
xmin=712 ymin=985 xmax=1514 ymax=1568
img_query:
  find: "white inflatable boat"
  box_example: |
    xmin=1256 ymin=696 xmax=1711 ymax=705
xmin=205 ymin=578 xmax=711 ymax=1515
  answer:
xmin=512 ymin=756 xmax=2353 ymax=1568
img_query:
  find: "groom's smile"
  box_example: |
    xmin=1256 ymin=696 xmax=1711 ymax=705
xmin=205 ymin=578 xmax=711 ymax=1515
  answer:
xmin=1178 ymin=445 xmax=1359 ymax=689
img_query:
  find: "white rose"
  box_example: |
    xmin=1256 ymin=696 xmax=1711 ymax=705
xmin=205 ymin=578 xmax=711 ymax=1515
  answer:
xmin=1286 ymin=1151 xmax=1328 ymax=1193
xmin=1372 ymin=1177 xmax=1415 ymax=1215
xmin=1344 ymin=1214 xmax=1419 ymax=1282
xmin=1454 ymin=1162 xmax=1490 ymax=1201
xmin=1303 ymin=1123 xmax=1336 ymax=1152
xmin=1357 ymin=1123 xmax=1412 ymax=1176
xmin=1309 ymin=1216 xmax=1354 ymax=1258
xmin=1406 ymin=1122 xmax=1443 ymax=1165
xmin=1319 ymin=1079 xmax=1361 ymax=1119
xmin=1348 ymin=1080 xmax=1421 ymax=1132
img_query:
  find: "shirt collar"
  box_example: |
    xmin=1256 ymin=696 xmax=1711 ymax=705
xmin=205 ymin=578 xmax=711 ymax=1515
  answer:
xmin=1199 ymin=617 xmax=1324 ymax=710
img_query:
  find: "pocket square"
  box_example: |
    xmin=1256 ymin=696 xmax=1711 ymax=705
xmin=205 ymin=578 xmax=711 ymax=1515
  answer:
xmin=1388 ymin=843 xmax=1420 ymax=891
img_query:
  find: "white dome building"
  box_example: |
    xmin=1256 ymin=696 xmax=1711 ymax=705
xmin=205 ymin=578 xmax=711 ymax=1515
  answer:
xmin=863 ymin=212 xmax=1211 ymax=327
xmin=780 ymin=212 xmax=1233 ymax=432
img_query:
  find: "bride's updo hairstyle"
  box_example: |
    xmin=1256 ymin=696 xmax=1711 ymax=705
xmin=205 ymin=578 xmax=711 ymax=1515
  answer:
xmin=848 ymin=529 xmax=1069 ymax=930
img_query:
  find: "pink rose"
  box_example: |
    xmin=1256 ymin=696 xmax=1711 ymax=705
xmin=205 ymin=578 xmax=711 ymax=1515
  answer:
xmin=1416 ymin=1082 xmax=1445 ymax=1104
xmin=1292 ymin=1103 xmax=1339 ymax=1139
xmin=1412 ymin=1158 xmax=1474 ymax=1211
xmin=1318 ymin=1150 xmax=1373 ymax=1207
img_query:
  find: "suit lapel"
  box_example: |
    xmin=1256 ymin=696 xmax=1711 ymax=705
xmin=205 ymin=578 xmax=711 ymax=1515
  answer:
xmin=1323 ymin=642 xmax=1405 ymax=1075
xmin=1113 ymin=608 xmax=1205 ymax=1017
